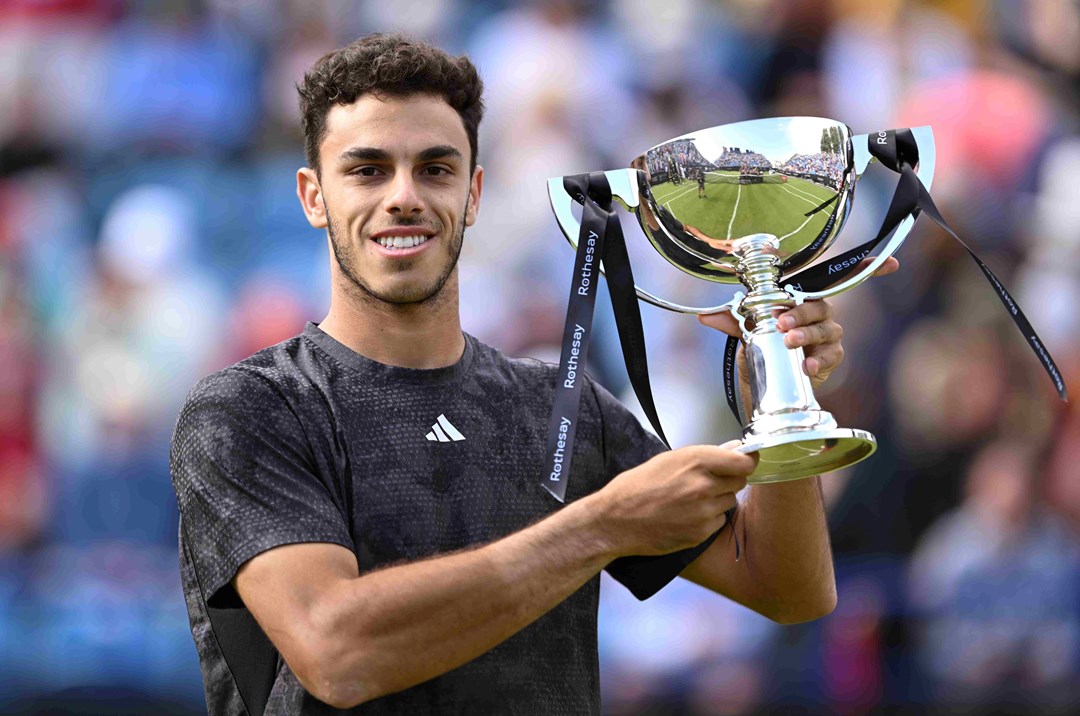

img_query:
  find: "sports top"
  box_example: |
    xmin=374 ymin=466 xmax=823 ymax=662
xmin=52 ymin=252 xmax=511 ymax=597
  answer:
xmin=171 ymin=322 xmax=720 ymax=715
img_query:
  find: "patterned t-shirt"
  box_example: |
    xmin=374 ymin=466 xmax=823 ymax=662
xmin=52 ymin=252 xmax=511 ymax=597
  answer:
xmin=170 ymin=322 xmax=716 ymax=715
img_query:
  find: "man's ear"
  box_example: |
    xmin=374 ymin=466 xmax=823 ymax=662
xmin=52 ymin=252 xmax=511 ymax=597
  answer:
xmin=297 ymin=167 xmax=328 ymax=229
xmin=465 ymin=165 xmax=483 ymax=227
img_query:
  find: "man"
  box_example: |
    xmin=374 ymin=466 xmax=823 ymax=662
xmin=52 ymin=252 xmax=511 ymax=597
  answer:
xmin=697 ymin=167 xmax=707 ymax=198
xmin=171 ymin=34 xmax=896 ymax=714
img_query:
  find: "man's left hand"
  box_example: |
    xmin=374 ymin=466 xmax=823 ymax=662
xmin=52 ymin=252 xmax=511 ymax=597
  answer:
xmin=697 ymin=256 xmax=899 ymax=391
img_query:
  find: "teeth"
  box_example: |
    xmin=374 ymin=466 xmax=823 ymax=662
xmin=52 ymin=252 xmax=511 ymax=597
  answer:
xmin=377 ymin=235 xmax=429 ymax=249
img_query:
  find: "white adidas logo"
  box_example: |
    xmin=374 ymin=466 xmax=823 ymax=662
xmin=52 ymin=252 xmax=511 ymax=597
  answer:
xmin=426 ymin=414 xmax=466 ymax=442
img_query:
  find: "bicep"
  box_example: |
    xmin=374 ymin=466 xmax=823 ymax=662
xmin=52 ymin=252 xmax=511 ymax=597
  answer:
xmin=680 ymin=533 xmax=739 ymax=591
xmin=234 ymin=542 xmax=359 ymax=688
xmin=679 ymin=509 xmax=754 ymax=606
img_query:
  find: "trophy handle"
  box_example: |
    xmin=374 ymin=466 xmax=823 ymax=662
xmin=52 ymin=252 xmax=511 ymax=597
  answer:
xmin=785 ymin=125 xmax=935 ymax=303
xmin=547 ymin=170 xmax=737 ymax=315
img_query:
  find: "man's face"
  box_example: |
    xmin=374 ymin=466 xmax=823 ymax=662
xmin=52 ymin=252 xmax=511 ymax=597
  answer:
xmin=298 ymin=94 xmax=482 ymax=306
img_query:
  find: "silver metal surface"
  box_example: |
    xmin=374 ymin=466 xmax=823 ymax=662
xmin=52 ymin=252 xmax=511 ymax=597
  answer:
xmin=630 ymin=117 xmax=854 ymax=283
xmin=547 ymin=173 xmax=735 ymax=314
xmin=546 ymin=119 xmax=934 ymax=479
xmin=547 ymin=120 xmax=935 ymax=315
xmin=725 ymin=232 xmax=876 ymax=479
xmin=736 ymin=428 xmax=877 ymax=483
xmin=787 ymin=125 xmax=935 ymax=302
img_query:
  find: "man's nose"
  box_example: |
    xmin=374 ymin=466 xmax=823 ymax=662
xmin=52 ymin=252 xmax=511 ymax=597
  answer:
xmin=383 ymin=171 xmax=425 ymax=216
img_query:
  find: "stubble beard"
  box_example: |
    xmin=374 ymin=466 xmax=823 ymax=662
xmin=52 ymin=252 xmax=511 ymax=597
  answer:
xmin=324 ymin=197 xmax=467 ymax=308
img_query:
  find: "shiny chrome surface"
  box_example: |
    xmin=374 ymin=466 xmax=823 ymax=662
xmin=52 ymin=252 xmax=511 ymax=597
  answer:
xmin=546 ymin=119 xmax=935 ymax=479
xmin=786 ymin=125 xmax=935 ymax=303
xmin=737 ymin=428 xmax=877 ymax=483
xmin=725 ymin=231 xmax=876 ymax=479
xmin=547 ymin=172 xmax=736 ymax=314
xmin=631 ymin=117 xmax=855 ymax=283
xmin=547 ymin=120 xmax=935 ymax=314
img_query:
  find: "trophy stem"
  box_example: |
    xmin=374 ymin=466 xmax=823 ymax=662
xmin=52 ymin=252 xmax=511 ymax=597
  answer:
xmin=731 ymin=234 xmax=877 ymax=482
xmin=733 ymin=234 xmax=822 ymax=433
xmin=733 ymin=234 xmax=792 ymax=328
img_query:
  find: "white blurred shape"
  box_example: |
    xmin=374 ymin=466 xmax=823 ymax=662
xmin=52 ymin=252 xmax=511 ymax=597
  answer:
xmin=1032 ymin=139 xmax=1080 ymax=256
xmin=822 ymin=17 xmax=899 ymax=131
xmin=1016 ymin=138 xmax=1080 ymax=358
xmin=904 ymin=7 xmax=973 ymax=84
xmin=611 ymin=0 xmax=699 ymax=52
xmin=99 ymin=185 xmax=196 ymax=284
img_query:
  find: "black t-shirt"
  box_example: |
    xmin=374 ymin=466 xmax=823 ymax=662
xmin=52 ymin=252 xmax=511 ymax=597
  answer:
xmin=171 ymin=322 xmax=716 ymax=715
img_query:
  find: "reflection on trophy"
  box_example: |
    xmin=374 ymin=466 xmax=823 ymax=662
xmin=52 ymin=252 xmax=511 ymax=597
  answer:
xmin=548 ymin=118 xmax=938 ymax=484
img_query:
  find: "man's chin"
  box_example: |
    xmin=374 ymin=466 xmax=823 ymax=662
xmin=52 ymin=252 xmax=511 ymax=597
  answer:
xmin=361 ymin=280 xmax=446 ymax=306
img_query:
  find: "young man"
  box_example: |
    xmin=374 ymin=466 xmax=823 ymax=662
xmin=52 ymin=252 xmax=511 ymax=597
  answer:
xmin=171 ymin=34 xmax=892 ymax=714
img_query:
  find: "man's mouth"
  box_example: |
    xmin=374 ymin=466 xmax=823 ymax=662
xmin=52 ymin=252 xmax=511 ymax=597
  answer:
xmin=372 ymin=234 xmax=432 ymax=250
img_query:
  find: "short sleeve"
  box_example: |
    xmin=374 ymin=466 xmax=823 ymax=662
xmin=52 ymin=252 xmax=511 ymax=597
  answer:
xmin=586 ymin=376 xmax=723 ymax=601
xmin=170 ymin=369 xmax=354 ymax=608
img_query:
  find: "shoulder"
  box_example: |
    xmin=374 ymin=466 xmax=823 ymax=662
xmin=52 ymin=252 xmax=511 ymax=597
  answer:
xmin=185 ymin=333 xmax=317 ymax=405
xmin=180 ymin=365 xmax=270 ymax=419
xmin=170 ymin=338 xmax=334 ymax=508
xmin=173 ymin=336 xmax=315 ymax=448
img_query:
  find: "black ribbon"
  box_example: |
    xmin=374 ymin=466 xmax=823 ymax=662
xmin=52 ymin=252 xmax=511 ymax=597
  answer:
xmin=544 ymin=171 xmax=740 ymax=558
xmin=543 ymin=172 xmax=668 ymax=502
xmin=720 ymin=128 xmax=1067 ymax=421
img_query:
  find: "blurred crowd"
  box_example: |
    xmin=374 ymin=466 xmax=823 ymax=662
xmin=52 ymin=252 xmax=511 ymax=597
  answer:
xmin=647 ymin=139 xmax=710 ymax=180
xmin=2 ymin=0 xmax=1079 ymax=713
xmin=781 ymin=151 xmax=842 ymax=181
xmin=717 ymin=148 xmax=770 ymax=169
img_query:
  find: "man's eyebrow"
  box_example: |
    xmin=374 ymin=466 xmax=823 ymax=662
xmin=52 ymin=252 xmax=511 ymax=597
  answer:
xmin=338 ymin=146 xmax=391 ymax=164
xmin=336 ymin=145 xmax=464 ymax=166
xmin=416 ymin=145 xmax=463 ymax=163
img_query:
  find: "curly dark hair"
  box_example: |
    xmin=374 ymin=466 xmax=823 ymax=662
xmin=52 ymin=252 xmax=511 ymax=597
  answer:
xmin=297 ymin=33 xmax=484 ymax=175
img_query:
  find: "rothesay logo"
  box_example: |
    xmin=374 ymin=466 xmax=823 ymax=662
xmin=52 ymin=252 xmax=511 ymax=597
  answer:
xmin=426 ymin=414 xmax=466 ymax=442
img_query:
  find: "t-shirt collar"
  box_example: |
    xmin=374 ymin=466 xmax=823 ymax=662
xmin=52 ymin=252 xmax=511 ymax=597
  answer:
xmin=302 ymin=321 xmax=475 ymax=385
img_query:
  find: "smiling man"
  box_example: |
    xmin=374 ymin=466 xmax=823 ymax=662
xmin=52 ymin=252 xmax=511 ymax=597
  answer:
xmin=170 ymin=34 xmax=887 ymax=715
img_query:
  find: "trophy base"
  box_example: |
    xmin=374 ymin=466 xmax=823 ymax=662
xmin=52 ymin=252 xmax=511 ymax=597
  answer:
xmin=735 ymin=428 xmax=876 ymax=484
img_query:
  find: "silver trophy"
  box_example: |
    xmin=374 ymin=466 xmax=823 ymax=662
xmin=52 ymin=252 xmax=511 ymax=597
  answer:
xmin=548 ymin=117 xmax=936 ymax=483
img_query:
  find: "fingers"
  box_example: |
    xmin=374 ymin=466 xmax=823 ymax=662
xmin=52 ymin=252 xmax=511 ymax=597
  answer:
xmin=777 ymin=299 xmax=831 ymax=333
xmin=783 ymin=316 xmax=842 ymax=350
xmin=708 ymin=257 xmax=897 ymax=345
xmin=779 ymin=299 xmax=841 ymax=351
xmin=697 ymin=310 xmax=741 ymax=338
xmin=776 ymin=299 xmax=845 ymax=378
xmin=857 ymin=255 xmax=900 ymax=277
xmin=704 ymin=491 xmax=739 ymax=521
xmin=688 ymin=443 xmax=758 ymax=481
xmin=804 ymin=342 xmax=844 ymax=378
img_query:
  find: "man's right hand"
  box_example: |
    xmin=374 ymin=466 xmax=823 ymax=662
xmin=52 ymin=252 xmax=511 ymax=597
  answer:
xmin=590 ymin=442 xmax=757 ymax=557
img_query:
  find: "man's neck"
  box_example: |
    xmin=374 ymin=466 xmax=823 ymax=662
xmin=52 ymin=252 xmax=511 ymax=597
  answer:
xmin=318 ymin=279 xmax=466 ymax=370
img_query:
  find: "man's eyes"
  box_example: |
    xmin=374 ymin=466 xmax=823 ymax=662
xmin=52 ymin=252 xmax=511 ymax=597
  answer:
xmin=347 ymin=165 xmax=453 ymax=178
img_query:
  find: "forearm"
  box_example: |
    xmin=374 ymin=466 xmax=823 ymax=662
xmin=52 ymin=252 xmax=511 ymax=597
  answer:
xmin=312 ymin=495 xmax=616 ymax=707
xmin=738 ymin=477 xmax=836 ymax=622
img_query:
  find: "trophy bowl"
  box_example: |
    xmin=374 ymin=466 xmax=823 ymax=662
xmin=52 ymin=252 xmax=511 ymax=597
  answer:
xmin=548 ymin=117 xmax=938 ymax=483
xmin=631 ymin=117 xmax=855 ymax=284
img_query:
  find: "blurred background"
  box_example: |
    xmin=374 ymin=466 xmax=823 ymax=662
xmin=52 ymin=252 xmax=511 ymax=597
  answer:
xmin=1 ymin=0 xmax=1078 ymax=713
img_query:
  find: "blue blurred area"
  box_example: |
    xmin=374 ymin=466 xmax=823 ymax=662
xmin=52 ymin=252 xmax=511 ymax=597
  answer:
xmin=2 ymin=0 xmax=1080 ymax=713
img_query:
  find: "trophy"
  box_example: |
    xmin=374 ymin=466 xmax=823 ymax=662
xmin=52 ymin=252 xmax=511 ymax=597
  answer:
xmin=545 ymin=118 xmax=937 ymax=486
